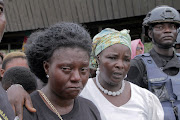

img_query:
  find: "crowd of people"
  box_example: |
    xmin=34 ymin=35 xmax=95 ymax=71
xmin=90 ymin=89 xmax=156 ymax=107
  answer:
xmin=0 ymin=0 xmax=180 ymax=119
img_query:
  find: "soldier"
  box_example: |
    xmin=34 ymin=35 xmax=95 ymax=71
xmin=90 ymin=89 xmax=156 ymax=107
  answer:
xmin=126 ymin=5 xmax=180 ymax=120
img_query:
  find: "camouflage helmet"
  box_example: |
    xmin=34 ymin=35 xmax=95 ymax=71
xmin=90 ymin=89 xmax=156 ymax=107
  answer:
xmin=143 ymin=5 xmax=180 ymax=36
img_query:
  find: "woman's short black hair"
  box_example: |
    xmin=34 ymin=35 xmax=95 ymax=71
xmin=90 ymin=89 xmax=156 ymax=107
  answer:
xmin=25 ymin=22 xmax=92 ymax=83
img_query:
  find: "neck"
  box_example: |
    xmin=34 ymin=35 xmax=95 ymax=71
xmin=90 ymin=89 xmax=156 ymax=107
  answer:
xmin=99 ymin=77 xmax=122 ymax=91
xmin=42 ymin=85 xmax=74 ymax=109
xmin=153 ymin=45 xmax=174 ymax=56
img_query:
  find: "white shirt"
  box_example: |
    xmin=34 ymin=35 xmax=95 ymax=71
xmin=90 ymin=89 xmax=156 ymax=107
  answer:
xmin=80 ymin=78 xmax=164 ymax=120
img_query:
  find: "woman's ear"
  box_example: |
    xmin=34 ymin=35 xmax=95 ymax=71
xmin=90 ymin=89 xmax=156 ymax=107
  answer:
xmin=43 ymin=61 xmax=49 ymax=75
xmin=0 ymin=69 xmax=5 ymax=78
xmin=96 ymin=55 xmax=100 ymax=65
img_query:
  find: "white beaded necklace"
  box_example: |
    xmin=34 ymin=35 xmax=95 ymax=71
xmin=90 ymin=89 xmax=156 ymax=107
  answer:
xmin=95 ymin=69 xmax=125 ymax=96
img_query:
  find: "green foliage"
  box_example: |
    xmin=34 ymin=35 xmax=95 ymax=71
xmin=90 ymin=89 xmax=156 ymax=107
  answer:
xmin=144 ymin=42 xmax=153 ymax=53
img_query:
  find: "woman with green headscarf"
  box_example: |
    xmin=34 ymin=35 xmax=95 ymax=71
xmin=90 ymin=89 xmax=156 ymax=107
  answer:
xmin=80 ymin=28 xmax=164 ymax=120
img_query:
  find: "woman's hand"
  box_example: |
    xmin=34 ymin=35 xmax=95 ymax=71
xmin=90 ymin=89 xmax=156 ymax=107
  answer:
xmin=6 ymin=84 xmax=36 ymax=120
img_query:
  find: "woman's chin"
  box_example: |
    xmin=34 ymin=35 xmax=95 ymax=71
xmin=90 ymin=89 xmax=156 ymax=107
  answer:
xmin=66 ymin=91 xmax=81 ymax=99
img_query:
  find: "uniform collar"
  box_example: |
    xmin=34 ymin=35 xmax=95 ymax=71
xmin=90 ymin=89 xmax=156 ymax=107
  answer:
xmin=149 ymin=48 xmax=180 ymax=70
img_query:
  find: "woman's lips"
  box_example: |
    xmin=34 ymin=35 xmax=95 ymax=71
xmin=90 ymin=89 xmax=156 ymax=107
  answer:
xmin=112 ymin=72 xmax=123 ymax=79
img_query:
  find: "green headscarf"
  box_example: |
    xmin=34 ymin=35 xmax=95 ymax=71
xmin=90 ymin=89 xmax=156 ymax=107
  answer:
xmin=90 ymin=28 xmax=131 ymax=69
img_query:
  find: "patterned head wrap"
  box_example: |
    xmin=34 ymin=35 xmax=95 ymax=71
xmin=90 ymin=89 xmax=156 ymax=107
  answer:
xmin=90 ymin=28 xmax=131 ymax=69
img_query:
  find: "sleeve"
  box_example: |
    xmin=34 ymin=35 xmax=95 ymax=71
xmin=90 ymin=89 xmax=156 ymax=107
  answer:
xmin=148 ymin=93 xmax=164 ymax=120
xmin=23 ymin=107 xmax=37 ymax=120
xmin=87 ymin=101 xmax=101 ymax=120
xmin=126 ymin=57 xmax=148 ymax=89
xmin=0 ymin=86 xmax=15 ymax=120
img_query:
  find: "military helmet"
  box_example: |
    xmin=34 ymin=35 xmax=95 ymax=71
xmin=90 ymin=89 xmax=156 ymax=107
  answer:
xmin=142 ymin=5 xmax=180 ymax=36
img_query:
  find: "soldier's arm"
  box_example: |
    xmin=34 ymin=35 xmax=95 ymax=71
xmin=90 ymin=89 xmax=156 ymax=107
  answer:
xmin=126 ymin=57 xmax=148 ymax=88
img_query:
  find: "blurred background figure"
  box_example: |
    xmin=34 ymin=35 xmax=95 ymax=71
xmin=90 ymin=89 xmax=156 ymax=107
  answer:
xmin=89 ymin=67 xmax=96 ymax=78
xmin=0 ymin=51 xmax=45 ymax=90
xmin=131 ymin=39 xmax=144 ymax=59
xmin=0 ymin=52 xmax=4 ymax=69
xmin=0 ymin=52 xmax=4 ymax=82
xmin=174 ymin=28 xmax=180 ymax=53
xmin=2 ymin=66 xmax=37 ymax=94
xmin=89 ymin=55 xmax=97 ymax=78
xmin=0 ymin=51 xmax=28 ymax=77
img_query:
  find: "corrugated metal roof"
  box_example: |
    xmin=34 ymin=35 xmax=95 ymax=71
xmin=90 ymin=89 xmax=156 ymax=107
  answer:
xmin=4 ymin=0 xmax=180 ymax=32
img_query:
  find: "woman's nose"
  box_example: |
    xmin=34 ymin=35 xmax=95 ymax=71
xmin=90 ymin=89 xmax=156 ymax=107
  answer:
xmin=115 ymin=60 xmax=124 ymax=69
xmin=70 ymin=70 xmax=81 ymax=82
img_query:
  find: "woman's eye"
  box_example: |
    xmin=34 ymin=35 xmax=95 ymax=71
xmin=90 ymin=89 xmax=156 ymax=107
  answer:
xmin=125 ymin=58 xmax=130 ymax=62
xmin=0 ymin=7 xmax=4 ymax=14
xmin=108 ymin=56 xmax=116 ymax=60
xmin=61 ymin=67 xmax=71 ymax=71
xmin=81 ymin=67 xmax=88 ymax=72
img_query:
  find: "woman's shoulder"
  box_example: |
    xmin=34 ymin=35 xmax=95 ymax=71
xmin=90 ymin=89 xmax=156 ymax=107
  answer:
xmin=29 ymin=90 xmax=46 ymax=109
xmin=130 ymin=82 xmax=150 ymax=93
xmin=23 ymin=91 xmax=39 ymax=120
xmin=77 ymin=96 xmax=97 ymax=108
xmin=129 ymin=82 xmax=164 ymax=119
xmin=81 ymin=78 xmax=95 ymax=94
xmin=75 ymin=96 xmax=101 ymax=120
xmin=76 ymin=96 xmax=100 ymax=113
xmin=129 ymin=82 xmax=162 ymax=110
xmin=130 ymin=82 xmax=159 ymax=99
xmin=30 ymin=91 xmax=41 ymax=101
xmin=23 ymin=90 xmax=61 ymax=120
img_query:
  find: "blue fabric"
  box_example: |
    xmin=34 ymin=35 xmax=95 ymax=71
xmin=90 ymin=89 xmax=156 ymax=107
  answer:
xmin=140 ymin=53 xmax=180 ymax=120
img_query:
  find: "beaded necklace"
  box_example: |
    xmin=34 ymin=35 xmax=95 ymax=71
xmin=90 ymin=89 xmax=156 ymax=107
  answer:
xmin=96 ymin=69 xmax=125 ymax=96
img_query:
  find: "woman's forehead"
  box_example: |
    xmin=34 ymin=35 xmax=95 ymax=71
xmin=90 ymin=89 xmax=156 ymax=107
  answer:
xmin=105 ymin=43 xmax=130 ymax=50
xmin=100 ymin=44 xmax=131 ymax=55
xmin=51 ymin=47 xmax=89 ymax=60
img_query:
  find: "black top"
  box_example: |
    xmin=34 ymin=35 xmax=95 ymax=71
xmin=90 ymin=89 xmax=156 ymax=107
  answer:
xmin=126 ymin=48 xmax=180 ymax=89
xmin=23 ymin=91 xmax=101 ymax=120
xmin=0 ymin=86 xmax=15 ymax=120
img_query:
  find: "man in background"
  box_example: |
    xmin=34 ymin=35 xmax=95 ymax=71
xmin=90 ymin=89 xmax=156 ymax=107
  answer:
xmin=126 ymin=5 xmax=180 ymax=120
